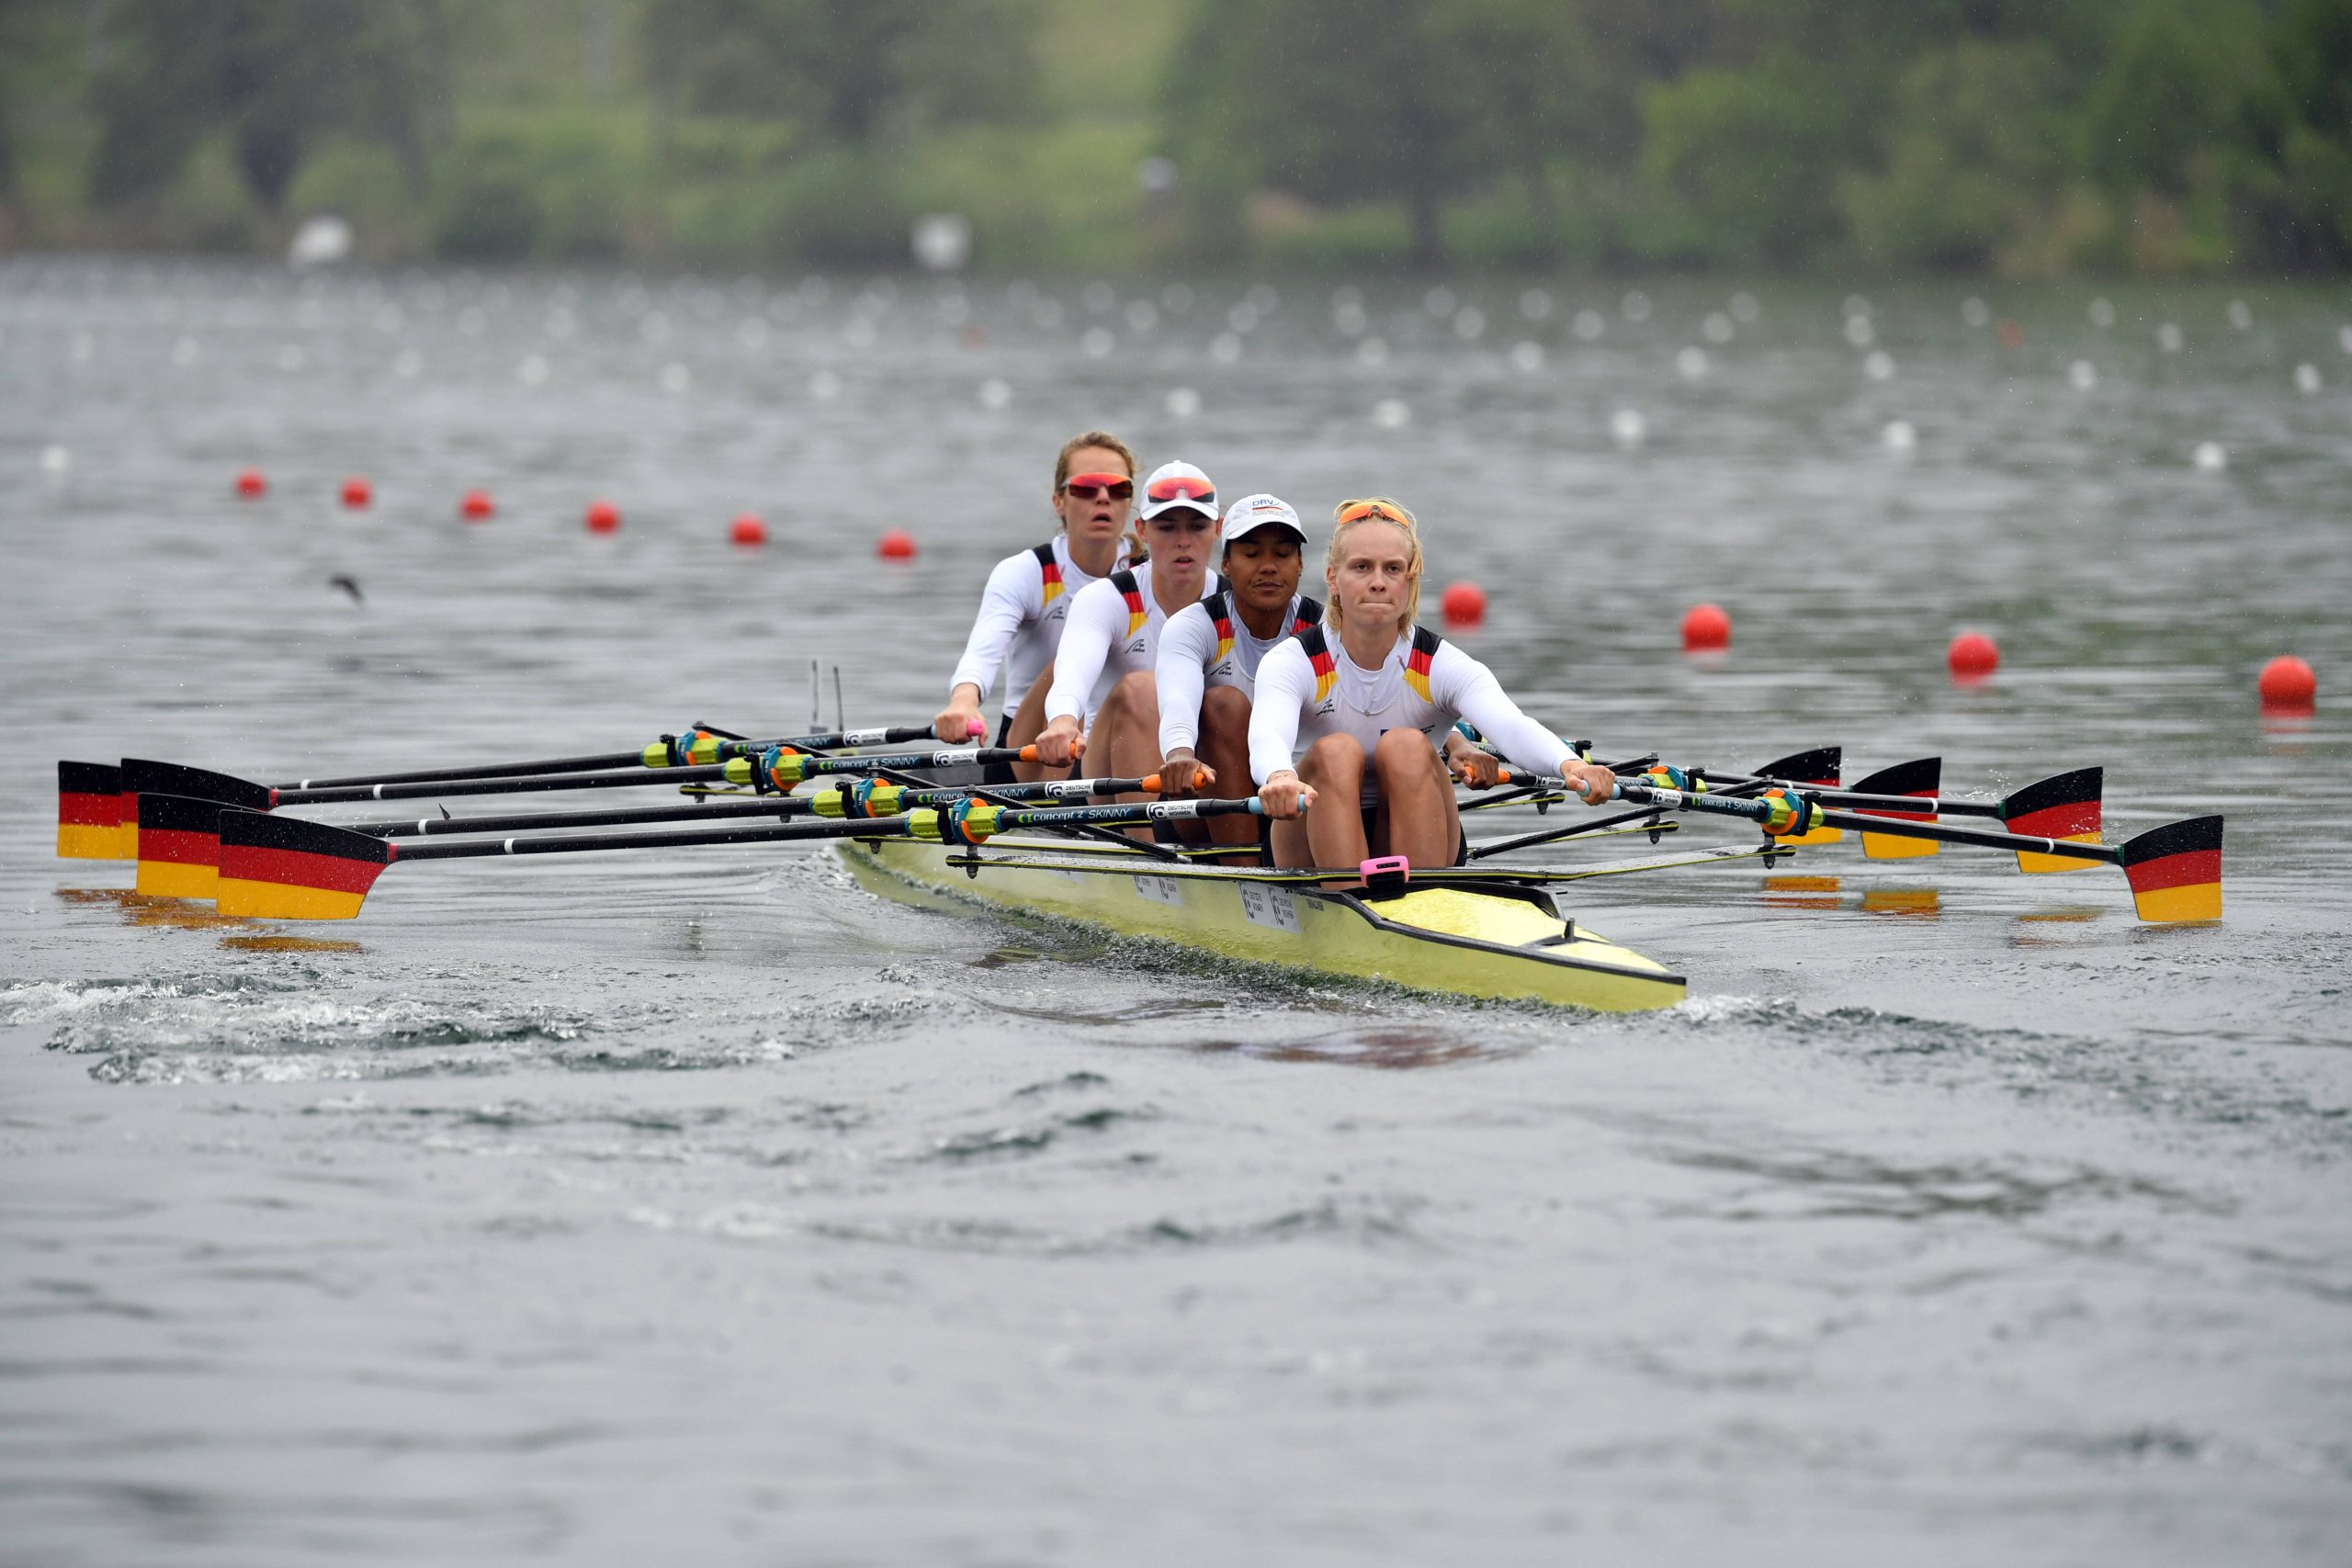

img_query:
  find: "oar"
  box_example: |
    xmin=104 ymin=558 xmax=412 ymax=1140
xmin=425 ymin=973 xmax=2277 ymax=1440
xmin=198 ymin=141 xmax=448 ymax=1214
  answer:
xmin=213 ymin=796 xmax=1265 ymax=920
xmin=58 ymin=721 xmax=976 ymax=863
xmin=1510 ymin=771 xmax=2221 ymax=923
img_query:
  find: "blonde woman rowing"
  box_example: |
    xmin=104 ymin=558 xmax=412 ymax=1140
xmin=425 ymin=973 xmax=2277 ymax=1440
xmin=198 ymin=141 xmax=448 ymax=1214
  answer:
xmin=1249 ymin=498 xmax=1617 ymax=869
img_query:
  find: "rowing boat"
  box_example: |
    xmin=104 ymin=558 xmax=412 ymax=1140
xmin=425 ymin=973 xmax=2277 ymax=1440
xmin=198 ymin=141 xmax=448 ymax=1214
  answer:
xmin=841 ymin=829 xmax=1778 ymax=1012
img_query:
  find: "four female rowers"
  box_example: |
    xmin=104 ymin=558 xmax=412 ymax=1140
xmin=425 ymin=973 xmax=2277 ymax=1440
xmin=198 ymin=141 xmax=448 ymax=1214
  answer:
xmin=938 ymin=436 xmax=1615 ymax=867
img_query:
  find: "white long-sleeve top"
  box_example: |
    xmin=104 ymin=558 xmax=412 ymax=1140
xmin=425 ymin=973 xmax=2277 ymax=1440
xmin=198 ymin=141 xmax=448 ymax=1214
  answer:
xmin=1044 ymin=559 xmax=1221 ymax=729
xmin=1155 ymin=590 xmax=1323 ymax=754
xmin=1248 ymin=624 xmax=1576 ymax=804
xmin=945 ymin=537 xmax=1108 ymax=719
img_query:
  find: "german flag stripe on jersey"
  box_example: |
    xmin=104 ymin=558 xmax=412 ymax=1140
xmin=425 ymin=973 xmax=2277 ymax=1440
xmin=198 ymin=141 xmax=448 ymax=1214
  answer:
xmin=134 ymin=793 xmax=232 ymax=897
xmin=2119 ymin=815 xmax=2222 ymax=922
xmin=1404 ymin=626 xmax=1441 ymax=704
xmin=1211 ymin=591 xmax=1236 ymax=665
xmin=1754 ymin=747 xmax=1843 ymax=846
xmin=216 ymin=809 xmax=393 ymax=920
xmin=1999 ymin=767 xmax=2103 ymax=874
xmin=1297 ymin=625 xmax=1338 ymax=704
xmin=1030 ymin=541 xmax=1063 ymax=606
xmin=1294 ymin=597 xmax=1323 ymax=635
xmin=1851 ymin=757 xmax=1941 ymax=860
xmin=58 ymin=761 xmax=126 ymax=859
xmin=1110 ymin=569 xmax=1148 ymax=637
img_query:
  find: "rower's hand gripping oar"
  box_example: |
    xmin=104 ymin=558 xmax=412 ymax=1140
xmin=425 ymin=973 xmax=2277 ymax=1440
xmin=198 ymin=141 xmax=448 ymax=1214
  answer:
xmin=212 ymin=795 xmax=1261 ymax=920
xmin=1511 ymin=768 xmax=2221 ymax=924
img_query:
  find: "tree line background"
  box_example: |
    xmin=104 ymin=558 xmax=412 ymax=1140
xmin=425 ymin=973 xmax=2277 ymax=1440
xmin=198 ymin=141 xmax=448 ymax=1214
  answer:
xmin=1 ymin=0 xmax=2346 ymax=274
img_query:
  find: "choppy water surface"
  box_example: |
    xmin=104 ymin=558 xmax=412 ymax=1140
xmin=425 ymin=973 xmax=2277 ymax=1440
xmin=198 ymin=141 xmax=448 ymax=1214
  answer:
xmin=3 ymin=257 xmax=2348 ymax=1564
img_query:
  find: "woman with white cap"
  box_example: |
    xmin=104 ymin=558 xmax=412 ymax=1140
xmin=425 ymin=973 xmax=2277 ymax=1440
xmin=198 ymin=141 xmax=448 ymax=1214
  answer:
xmin=934 ymin=430 xmax=1139 ymax=781
xmin=1033 ymin=460 xmax=1224 ymax=784
xmin=1153 ymin=492 xmax=1321 ymax=853
xmin=1250 ymin=498 xmax=1617 ymax=869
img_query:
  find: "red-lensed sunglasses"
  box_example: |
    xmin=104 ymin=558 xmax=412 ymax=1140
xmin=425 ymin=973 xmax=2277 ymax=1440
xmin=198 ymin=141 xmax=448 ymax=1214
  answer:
xmin=1147 ymin=474 xmax=1216 ymax=503
xmin=1062 ymin=472 xmax=1134 ymax=501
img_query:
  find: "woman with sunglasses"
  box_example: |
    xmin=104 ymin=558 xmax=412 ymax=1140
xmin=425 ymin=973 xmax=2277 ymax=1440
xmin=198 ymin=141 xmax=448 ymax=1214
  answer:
xmin=1033 ymin=460 xmax=1224 ymax=784
xmin=935 ymin=431 xmax=1140 ymax=780
xmin=1250 ymin=498 xmax=1618 ymax=869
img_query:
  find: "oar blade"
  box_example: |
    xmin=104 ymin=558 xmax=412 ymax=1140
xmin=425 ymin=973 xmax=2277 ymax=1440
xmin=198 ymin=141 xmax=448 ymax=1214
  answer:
xmin=119 ymin=757 xmax=276 ymax=810
xmin=134 ymin=794 xmax=232 ymax=898
xmin=1754 ymin=748 xmax=1842 ymax=845
xmin=216 ymin=812 xmax=393 ymax=920
xmin=2000 ymin=768 xmax=2103 ymax=874
xmin=1851 ymin=757 xmax=1941 ymax=860
xmin=58 ymin=761 xmax=128 ymax=860
xmin=2119 ymin=817 xmax=2223 ymax=923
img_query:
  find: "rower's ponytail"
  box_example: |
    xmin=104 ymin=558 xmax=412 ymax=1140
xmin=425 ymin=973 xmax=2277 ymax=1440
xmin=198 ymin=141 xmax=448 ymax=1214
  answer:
xmin=1325 ymin=497 xmax=1423 ymax=634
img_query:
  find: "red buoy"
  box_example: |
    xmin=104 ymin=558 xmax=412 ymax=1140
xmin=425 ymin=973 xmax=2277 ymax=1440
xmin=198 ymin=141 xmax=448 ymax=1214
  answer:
xmin=341 ymin=476 xmax=372 ymax=509
xmin=729 ymin=513 xmax=767 ymax=547
xmin=235 ymin=468 xmax=266 ymax=499
xmin=1441 ymin=581 xmax=1487 ymax=626
xmin=2258 ymin=655 xmax=2316 ymax=709
xmin=459 ymin=489 xmax=495 ymax=522
xmin=1948 ymin=631 xmax=2000 ymax=681
xmin=877 ymin=528 xmax=918 ymax=559
xmin=1681 ymin=603 xmax=1731 ymax=651
xmin=584 ymin=499 xmax=621 ymax=535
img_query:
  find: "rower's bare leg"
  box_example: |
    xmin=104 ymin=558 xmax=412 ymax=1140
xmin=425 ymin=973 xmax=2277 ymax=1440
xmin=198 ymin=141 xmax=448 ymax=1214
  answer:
xmin=1193 ymin=685 xmax=1260 ymax=860
xmin=1370 ymin=728 xmax=1460 ymax=868
xmin=1272 ymin=734 xmax=1369 ymax=871
xmin=1006 ymin=667 xmax=1063 ymax=783
xmin=1087 ymin=671 xmax=1163 ymax=840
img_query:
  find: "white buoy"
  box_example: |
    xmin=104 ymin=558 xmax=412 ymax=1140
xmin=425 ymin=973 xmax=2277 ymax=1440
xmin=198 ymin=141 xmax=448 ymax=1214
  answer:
xmin=1225 ymin=301 xmax=1259 ymax=333
xmin=1082 ymin=280 xmax=1115 ymax=314
xmin=1729 ymin=291 xmax=1760 ymax=323
xmin=1621 ymin=290 xmax=1652 ymax=322
xmin=1520 ymin=288 xmax=1553 ymax=321
xmin=1424 ymin=285 xmax=1457 ymax=319
xmin=2070 ymin=359 xmax=2098 ymax=390
xmin=517 ymin=355 xmax=548 ymax=386
xmin=276 ymin=344 xmax=305 ymax=372
xmin=809 ymin=368 xmax=842 ymax=400
xmin=2339 ymin=323 xmax=2352 ymax=354
xmin=1164 ymin=386 xmax=1200 ymax=419
xmin=2193 ymin=441 xmax=2227 ymax=472
xmin=737 ymin=317 xmax=768 ymax=348
xmin=1864 ymin=350 xmax=1895 ymax=381
xmin=2293 ymin=363 xmax=2321 ymax=395
xmin=1883 ymin=419 xmax=1917 ymax=453
xmin=2226 ymin=299 xmax=2252 ymax=330
xmin=1453 ymin=306 xmax=1485 ymax=341
xmin=2157 ymin=322 xmax=2184 ymax=353
xmin=1125 ymin=299 xmax=1159 ymax=333
xmin=288 ymin=215 xmax=354 ymax=268
xmin=1372 ymin=398 xmax=1411 ymax=429
xmin=1354 ymin=336 xmax=1388 ymax=367
xmin=1676 ymin=345 xmax=1709 ymax=379
xmin=1332 ymin=300 xmax=1367 ymax=336
xmin=1510 ymin=341 xmax=1544 ymax=372
xmin=70 ymin=333 xmax=93 ymax=364
xmin=1080 ymin=326 xmax=1115 ymax=358
xmin=1844 ymin=314 xmax=1875 ymax=348
xmin=393 ymin=349 xmax=423 ymax=378
xmin=659 ymin=362 xmax=691 ymax=393
xmin=1702 ymin=311 xmax=1734 ymax=344
xmin=911 ymin=213 xmax=972 ymax=273
xmin=2089 ymin=297 xmax=2116 ymax=328
xmin=39 ymin=444 xmax=69 ymax=477
xmin=1609 ymin=408 xmax=1646 ymax=450
xmin=1570 ymin=309 xmax=1604 ymax=341
xmin=1961 ymin=297 xmax=1990 ymax=327
xmin=170 ymin=336 xmax=197 ymax=366
xmin=978 ymin=378 xmax=1012 ymax=410
xmin=545 ymin=308 xmax=576 ymax=340
xmin=1209 ymin=333 xmax=1242 ymax=364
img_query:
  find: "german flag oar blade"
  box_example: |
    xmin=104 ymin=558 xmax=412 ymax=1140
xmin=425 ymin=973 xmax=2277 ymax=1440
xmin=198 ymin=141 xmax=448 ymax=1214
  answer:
xmin=217 ymin=812 xmax=393 ymax=920
xmin=134 ymin=794 xmax=239 ymax=898
xmin=2119 ymin=817 xmax=2223 ymax=923
xmin=1999 ymin=768 xmax=2103 ymax=874
xmin=58 ymin=761 xmax=127 ymax=860
xmin=119 ymin=758 xmax=276 ymax=811
xmin=1851 ymin=757 xmax=1941 ymax=861
xmin=1753 ymin=748 xmax=1841 ymax=845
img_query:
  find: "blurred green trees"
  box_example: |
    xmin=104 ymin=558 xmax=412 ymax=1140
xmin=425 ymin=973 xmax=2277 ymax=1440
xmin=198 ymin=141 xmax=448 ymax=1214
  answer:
xmin=2 ymin=0 xmax=2346 ymax=271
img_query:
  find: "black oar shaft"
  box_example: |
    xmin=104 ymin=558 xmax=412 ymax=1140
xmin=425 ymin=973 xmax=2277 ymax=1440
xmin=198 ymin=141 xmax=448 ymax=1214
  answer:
xmin=277 ymin=763 xmax=739 ymax=806
xmin=1692 ymin=770 xmax=2002 ymax=819
xmin=1620 ymin=783 xmax=2122 ymax=865
xmin=277 ymin=723 xmax=945 ymax=791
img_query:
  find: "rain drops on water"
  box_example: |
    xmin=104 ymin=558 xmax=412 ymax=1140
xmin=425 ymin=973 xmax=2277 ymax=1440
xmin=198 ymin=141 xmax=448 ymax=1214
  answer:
xmin=2070 ymin=359 xmax=2098 ymax=391
xmin=1961 ymin=297 xmax=1991 ymax=328
xmin=1210 ymin=332 xmax=1242 ymax=365
xmin=1883 ymin=419 xmax=1917 ymax=453
xmin=2157 ymin=322 xmax=2185 ymax=353
xmin=2293 ymin=363 xmax=2321 ymax=395
xmin=659 ymin=362 xmax=692 ymax=394
xmin=2089 ymin=297 xmax=2116 ymax=328
xmin=1510 ymin=341 xmax=1544 ymax=373
xmin=809 ymin=368 xmax=842 ymax=400
xmin=1572 ymin=309 xmax=1606 ymax=342
xmin=1354 ymin=336 xmax=1388 ymax=368
xmin=1164 ymin=386 xmax=1201 ymax=419
xmin=1676 ymin=345 xmax=1709 ymax=379
xmin=978 ymin=378 xmax=1012 ymax=411
xmin=1080 ymin=326 xmax=1115 ymax=358
xmin=1372 ymin=398 xmax=1411 ymax=430
xmin=1864 ymin=351 xmax=1895 ymax=382
xmin=2193 ymin=441 xmax=2227 ymax=472
xmin=1701 ymin=310 xmax=1734 ymax=344
xmin=517 ymin=354 xmax=549 ymax=387
xmin=1609 ymin=408 xmax=1646 ymax=450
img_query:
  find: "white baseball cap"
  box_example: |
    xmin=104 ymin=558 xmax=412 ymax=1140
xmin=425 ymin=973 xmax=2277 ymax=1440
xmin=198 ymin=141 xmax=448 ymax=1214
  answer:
xmin=1137 ymin=459 xmax=1217 ymax=521
xmin=1220 ymin=492 xmax=1306 ymax=544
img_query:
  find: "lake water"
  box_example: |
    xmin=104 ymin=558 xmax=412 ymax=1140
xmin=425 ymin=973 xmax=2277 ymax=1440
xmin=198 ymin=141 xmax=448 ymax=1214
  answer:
xmin=3 ymin=256 xmax=2348 ymax=1564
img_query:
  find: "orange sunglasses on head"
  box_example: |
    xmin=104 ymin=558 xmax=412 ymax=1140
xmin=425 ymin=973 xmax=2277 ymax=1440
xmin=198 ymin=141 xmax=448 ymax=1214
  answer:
xmin=1335 ymin=500 xmax=1410 ymax=525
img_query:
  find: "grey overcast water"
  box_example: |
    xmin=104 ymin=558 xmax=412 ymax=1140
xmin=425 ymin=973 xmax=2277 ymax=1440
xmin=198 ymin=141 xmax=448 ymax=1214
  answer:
xmin=3 ymin=256 xmax=2348 ymax=1566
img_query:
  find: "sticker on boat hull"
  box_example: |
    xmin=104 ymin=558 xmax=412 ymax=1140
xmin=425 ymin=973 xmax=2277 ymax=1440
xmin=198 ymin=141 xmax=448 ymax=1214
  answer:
xmin=1238 ymin=881 xmax=1300 ymax=932
xmin=1134 ymin=874 xmax=1184 ymax=907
